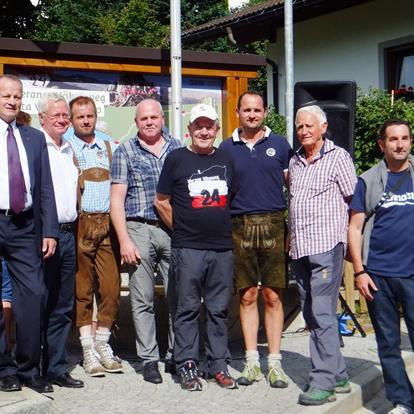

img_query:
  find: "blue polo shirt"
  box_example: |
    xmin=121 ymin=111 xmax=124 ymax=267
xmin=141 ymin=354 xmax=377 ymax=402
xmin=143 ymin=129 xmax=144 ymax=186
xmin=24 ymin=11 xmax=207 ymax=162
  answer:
xmin=219 ymin=127 xmax=292 ymax=215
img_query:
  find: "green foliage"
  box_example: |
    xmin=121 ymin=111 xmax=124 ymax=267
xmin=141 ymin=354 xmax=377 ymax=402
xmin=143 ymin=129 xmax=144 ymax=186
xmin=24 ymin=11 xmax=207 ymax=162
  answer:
xmin=182 ymin=0 xmax=231 ymax=52
xmin=354 ymin=88 xmax=414 ymax=174
xmin=265 ymin=105 xmax=287 ymax=137
xmin=0 ymin=0 xmax=37 ymax=38
xmin=97 ymin=0 xmax=169 ymax=47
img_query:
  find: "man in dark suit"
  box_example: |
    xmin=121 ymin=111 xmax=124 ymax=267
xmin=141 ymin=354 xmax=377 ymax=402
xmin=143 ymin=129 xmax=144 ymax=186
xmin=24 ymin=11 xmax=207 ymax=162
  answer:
xmin=0 ymin=74 xmax=59 ymax=393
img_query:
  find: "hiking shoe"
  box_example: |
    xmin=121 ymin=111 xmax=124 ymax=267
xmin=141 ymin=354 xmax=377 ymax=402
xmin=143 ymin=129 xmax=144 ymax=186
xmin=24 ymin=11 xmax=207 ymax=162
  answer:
xmin=298 ymin=388 xmax=336 ymax=406
xmin=388 ymin=404 xmax=414 ymax=414
xmin=335 ymin=378 xmax=351 ymax=394
xmin=210 ymin=371 xmax=238 ymax=389
xmin=267 ymin=360 xmax=289 ymax=388
xmin=82 ymin=347 xmax=106 ymax=377
xmin=178 ymin=361 xmax=202 ymax=391
xmin=94 ymin=342 xmax=123 ymax=373
xmin=237 ymin=363 xmax=264 ymax=386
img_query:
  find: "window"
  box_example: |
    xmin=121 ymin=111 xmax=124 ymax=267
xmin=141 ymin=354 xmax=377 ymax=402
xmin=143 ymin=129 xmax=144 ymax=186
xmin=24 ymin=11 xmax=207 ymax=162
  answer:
xmin=385 ymin=42 xmax=414 ymax=100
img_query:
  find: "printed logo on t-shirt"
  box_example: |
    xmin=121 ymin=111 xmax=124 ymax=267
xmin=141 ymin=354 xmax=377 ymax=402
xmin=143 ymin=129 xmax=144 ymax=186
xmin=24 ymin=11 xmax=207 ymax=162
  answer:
xmin=382 ymin=191 xmax=414 ymax=208
xmin=266 ymin=147 xmax=276 ymax=157
xmin=187 ymin=165 xmax=229 ymax=209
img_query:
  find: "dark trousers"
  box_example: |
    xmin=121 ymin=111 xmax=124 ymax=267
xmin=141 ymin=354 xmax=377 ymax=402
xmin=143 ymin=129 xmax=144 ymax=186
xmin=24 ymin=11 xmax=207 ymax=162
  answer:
xmin=0 ymin=212 xmax=44 ymax=380
xmin=42 ymin=228 xmax=76 ymax=379
xmin=367 ymin=274 xmax=414 ymax=410
xmin=169 ymin=247 xmax=233 ymax=375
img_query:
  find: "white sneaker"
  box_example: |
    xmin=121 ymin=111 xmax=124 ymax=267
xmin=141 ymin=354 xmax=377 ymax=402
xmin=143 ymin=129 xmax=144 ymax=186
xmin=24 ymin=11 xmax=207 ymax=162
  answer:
xmin=388 ymin=404 xmax=414 ymax=414
xmin=83 ymin=347 xmax=105 ymax=377
xmin=94 ymin=342 xmax=123 ymax=373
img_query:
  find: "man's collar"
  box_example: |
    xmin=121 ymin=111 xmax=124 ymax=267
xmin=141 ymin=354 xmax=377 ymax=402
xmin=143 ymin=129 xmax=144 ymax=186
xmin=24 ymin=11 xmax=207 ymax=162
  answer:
xmin=71 ymin=133 xmax=101 ymax=150
xmin=231 ymin=126 xmax=271 ymax=143
xmin=42 ymin=128 xmax=70 ymax=150
xmin=0 ymin=118 xmax=17 ymax=134
xmin=296 ymin=137 xmax=335 ymax=158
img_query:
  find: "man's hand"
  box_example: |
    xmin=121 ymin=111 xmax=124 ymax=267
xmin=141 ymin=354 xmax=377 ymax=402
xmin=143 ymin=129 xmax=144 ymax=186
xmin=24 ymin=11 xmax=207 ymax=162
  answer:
xmin=120 ymin=238 xmax=141 ymax=266
xmin=42 ymin=238 xmax=57 ymax=259
xmin=355 ymin=273 xmax=378 ymax=301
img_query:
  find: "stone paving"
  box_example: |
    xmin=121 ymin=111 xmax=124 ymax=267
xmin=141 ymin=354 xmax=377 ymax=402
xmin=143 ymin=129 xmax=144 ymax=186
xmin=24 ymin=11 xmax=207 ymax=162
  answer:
xmin=44 ymin=330 xmax=399 ymax=414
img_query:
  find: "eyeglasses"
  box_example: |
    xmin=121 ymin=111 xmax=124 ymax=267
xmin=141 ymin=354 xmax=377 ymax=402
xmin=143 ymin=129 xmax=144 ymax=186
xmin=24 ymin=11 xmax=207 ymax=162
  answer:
xmin=45 ymin=113 xmax=70 ymax=120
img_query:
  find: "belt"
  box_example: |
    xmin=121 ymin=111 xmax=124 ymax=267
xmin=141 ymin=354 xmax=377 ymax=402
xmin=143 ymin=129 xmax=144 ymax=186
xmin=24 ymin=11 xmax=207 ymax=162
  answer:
xmin=126 ymin=217 xmax=160 ymax=227
xmin=0 ymin=208 xmax=32 ymax=217
xmin=59 ymin=222 xmax=75 ymax=232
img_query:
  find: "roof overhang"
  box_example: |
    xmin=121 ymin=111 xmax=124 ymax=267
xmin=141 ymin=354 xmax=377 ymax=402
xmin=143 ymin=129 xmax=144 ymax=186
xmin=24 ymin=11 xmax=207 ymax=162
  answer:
xmin=183 ymin=0 xmax=374 ymax=45
xmin=0 ymin=37 xmax=265 ymax=72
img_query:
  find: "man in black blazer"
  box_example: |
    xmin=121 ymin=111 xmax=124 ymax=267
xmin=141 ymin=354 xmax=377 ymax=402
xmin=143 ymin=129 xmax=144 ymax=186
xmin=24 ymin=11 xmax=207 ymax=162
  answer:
xmin=0 ymin=74 xmax=59 ymax=393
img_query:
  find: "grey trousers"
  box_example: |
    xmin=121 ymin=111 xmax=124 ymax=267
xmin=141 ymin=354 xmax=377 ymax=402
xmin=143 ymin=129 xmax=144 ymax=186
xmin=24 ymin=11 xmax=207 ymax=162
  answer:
xmin=292 ymin=243 xmax=348 ymax=390
xmin=127 ymin=221 xmax=174 ymax=364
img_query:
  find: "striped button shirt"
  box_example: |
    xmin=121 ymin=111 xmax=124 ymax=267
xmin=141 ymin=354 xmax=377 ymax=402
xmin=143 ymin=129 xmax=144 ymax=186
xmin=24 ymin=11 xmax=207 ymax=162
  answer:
xmin=68 ymin=134 xmax=118 ymax=213
xmin=288 ymin=138 xmax=357 ymax=259
xmin=111 ymin=133 xmax=181 ymax=220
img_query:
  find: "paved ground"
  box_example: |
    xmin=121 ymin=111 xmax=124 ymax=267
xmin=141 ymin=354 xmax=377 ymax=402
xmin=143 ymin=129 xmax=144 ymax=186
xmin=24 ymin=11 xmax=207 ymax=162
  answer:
xmin=1 ymin=293 xmax=412 ymax=414
xmin=44 ymin=329 xmax=406 ymax=414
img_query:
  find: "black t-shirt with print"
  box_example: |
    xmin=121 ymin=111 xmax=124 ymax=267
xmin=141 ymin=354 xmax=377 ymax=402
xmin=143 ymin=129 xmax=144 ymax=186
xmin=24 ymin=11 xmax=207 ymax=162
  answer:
xmin=157 ymin=147 xmax=233 ymax=250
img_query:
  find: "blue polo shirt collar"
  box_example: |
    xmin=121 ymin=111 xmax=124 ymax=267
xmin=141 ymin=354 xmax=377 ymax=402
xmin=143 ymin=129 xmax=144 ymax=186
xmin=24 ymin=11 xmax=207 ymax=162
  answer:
xmin=231 ymin=126 xmax=271 ymax=143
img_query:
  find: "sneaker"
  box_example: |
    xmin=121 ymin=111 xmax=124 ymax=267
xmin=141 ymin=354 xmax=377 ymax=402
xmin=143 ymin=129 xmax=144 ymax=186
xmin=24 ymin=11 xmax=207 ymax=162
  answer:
xmin=267 ymin=360 xmax=289 ymax=388
xmin=237 ymin=363 xmax=264 ymax=386
xmin=94 ymin=342 xmax=123 ymax=373
xmin=388 ymin=404 xmax=414 ymax=414
xmin=211 ymin=371 xmax=238 ymax=389
xmin=178 ymin=361 xmax=202 ymax=391
xmin=82 ymin=347 xmax=106 ymax=377
xmin=335 ymin=378 xmax=351 ymax=394
xmin=298 ymin=388 xmax=336 ymax=406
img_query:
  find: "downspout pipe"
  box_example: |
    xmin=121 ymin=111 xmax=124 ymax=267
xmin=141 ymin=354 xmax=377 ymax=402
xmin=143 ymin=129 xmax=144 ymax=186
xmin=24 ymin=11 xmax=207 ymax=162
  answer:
xmin=225 ymin=26 xmax=279 ymax=111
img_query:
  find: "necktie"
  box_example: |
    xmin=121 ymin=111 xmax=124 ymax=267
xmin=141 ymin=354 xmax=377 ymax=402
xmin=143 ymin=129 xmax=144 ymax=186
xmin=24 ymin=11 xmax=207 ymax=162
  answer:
xmin=7 ymin=126 xmax=26 ymax=214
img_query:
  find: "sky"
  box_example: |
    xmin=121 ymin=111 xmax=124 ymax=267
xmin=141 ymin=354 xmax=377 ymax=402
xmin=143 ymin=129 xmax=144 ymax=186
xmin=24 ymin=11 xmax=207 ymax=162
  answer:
xmin=228 ymin=0 xmax=249 ymax=9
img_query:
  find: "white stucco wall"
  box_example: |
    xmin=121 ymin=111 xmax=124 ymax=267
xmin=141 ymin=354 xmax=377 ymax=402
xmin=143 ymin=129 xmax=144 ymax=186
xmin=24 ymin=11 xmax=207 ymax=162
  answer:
xmin=269 ymin=0 xmax=414 ymax=114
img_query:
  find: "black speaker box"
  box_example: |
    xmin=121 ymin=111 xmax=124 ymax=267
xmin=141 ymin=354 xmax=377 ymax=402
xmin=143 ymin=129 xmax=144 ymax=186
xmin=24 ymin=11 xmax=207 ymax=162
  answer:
xmin=294 ymin=81 xmax=357 ymax=156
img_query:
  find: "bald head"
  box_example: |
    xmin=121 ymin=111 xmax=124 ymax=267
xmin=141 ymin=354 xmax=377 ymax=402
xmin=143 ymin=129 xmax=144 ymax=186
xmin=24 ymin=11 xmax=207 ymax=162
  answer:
xmin=135 ymin=99 xmax=165 ymax=143
xmin=0 ymin=75 xmax=23 ymax=123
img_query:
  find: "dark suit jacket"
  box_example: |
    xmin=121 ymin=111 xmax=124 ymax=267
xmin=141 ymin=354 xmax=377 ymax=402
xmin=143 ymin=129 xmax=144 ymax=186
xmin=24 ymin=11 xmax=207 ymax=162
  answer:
xmin=18 ymin=125 xmax=59 ymax=253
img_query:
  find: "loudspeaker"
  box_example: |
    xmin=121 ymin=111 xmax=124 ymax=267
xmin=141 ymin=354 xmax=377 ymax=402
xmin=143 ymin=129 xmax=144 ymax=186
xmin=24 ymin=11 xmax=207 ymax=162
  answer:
xmin=294 ymin=81 xmax=357 ymax=156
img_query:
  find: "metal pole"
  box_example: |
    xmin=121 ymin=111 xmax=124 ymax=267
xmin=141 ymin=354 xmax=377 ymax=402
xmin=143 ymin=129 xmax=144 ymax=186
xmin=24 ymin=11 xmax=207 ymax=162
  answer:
xmin=170 ymin=0 xmax=182 ymax=140
xmin=284 ymin=0 xmax=294 ymax=146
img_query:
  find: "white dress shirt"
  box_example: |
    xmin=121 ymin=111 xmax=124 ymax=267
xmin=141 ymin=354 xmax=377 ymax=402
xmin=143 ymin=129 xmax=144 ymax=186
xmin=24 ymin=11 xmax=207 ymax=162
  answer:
xmin=43 ymin=130 xmax=78 ymax=224
xmin=0 ymin=118 xmax=32 ymax=210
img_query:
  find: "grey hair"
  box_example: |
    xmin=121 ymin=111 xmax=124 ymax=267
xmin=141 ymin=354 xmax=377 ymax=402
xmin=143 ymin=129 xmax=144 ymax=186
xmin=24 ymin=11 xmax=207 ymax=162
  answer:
xmin=0 ymin=74 xmax=23 ymax=88
xmin=136 ymin=99 xmax=164 ymax=117
xmin=295 ymin=105 xmax=327 ymax=126
xmin=38 ymin=93 xmax=69 ymax=114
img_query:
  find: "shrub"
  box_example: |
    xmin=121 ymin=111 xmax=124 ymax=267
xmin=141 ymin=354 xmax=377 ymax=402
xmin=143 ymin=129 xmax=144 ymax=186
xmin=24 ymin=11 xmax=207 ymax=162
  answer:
xmin=354 ymin=88 xmax=414 ymax=174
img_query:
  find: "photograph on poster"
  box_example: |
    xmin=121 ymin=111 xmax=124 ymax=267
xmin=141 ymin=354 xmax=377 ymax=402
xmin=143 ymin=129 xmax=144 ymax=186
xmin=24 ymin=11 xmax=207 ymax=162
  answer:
xmin=6 ymin=67 xmax=223 ymax=143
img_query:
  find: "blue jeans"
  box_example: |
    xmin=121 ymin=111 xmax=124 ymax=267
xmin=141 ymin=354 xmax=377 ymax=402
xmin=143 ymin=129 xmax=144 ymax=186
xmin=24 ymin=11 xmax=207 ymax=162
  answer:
xmin=367 ymin=274 xmax=414 ymax=409
xmin=1 ymin=259 xmax=12 ymax=302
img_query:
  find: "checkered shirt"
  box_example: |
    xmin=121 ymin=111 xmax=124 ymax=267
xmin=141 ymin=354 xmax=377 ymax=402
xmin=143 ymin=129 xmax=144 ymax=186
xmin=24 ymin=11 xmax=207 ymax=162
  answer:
xmin=288 ymin=138 xmax=357 ymax=259
xmin=111 ymin=133 xmax=181 ymax=220
xmin=68 ymin=134 xmax=118 ymax=213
